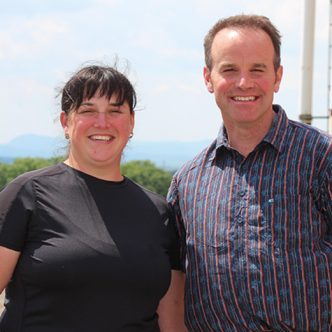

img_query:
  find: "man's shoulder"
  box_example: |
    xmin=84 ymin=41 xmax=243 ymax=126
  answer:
xmin=284 ymin=119 xmax=332 ymax=170
xmin=288 ymin=119 xmax=332 ymax=146
xmin=173 ymin=140 xmax=217 ymax=180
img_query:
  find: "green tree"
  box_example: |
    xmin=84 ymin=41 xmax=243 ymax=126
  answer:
xmin=0 ymin=158 xmax=172 ymax=197
xmin=121 ymin=160 xmax=172 ymax=197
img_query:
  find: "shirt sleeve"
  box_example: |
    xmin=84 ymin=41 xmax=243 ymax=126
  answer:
xmin=167 ymin=177 xmax=187 ymax=272
xmin=313 ymin=142 xmax=332 ymax=235
xmin=0 ymin=177 xmax=34 ymax=251
xmin=318 ymin=161 xmax=332 ymax=231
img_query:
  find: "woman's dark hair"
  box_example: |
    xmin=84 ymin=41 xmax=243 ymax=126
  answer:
xmin=61 ymin=65 xmax=137 ymax=114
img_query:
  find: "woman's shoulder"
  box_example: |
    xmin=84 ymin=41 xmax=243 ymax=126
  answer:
xmin=1 ymin=163 xmax=66 ymax=193
xmin=126 ymin=178 xmax=168 ymax=210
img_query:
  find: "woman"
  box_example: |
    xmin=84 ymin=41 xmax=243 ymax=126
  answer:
xmin=0 ymin=65 xmax=186 ymax=331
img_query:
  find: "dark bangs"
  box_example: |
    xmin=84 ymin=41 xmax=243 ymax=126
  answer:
xmin=61 ymin=65 xmax=137 ymax=114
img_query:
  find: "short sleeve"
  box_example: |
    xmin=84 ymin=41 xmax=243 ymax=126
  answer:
xmin=164 ymin=208 xmax=181 ymax=270
xmin=0 ymin=178 xmax=34 ymax=251
xmin=167 ymin=177 xmax=187 ymax=272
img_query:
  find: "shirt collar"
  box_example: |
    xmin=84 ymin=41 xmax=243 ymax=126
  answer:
xmin=212 ymin=104 xmax=289 ymax=161
xmin=262 ymin=104 xmax=289 ymax=154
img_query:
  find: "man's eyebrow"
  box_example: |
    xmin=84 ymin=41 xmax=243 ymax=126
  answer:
xmin=218 ymin=63 xmax=237 ymax=70
xmin=252 ymin=63 xmax=267 ymax=69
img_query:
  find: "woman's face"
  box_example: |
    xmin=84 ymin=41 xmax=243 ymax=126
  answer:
xmin=60 ymin=93 xmax=134 ymax=174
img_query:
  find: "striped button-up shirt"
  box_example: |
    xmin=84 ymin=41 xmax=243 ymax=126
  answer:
xmin=167 ymin=105 xmax=332 ymax=332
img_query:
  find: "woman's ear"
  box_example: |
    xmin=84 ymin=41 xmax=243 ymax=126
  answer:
xmin=60 ymin=111 xmax=69 ymax=136
xmin=130 ymin=111 xmax=135 ymax=132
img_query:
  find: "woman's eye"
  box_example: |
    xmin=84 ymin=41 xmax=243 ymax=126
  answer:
xmin=107 ymin=109 xmax=123 ymax=115
xmin=79 ymin=109 xmax=96 ymax=115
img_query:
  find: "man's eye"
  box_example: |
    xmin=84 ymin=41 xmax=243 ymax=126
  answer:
xmin=222 ymin=68 xmax=236 ymax=74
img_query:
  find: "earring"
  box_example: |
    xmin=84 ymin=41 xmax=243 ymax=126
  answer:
xmin=129 ymin=132 xmax=134 ymax=139
xmin=65 ymin=133 xmax=70 ymax=139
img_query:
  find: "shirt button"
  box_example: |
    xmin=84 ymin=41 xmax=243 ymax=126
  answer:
xmin=238 ymin=217 xmax=244 ymax=224
xmin=239 ymin=190 xmax=245 ymax=197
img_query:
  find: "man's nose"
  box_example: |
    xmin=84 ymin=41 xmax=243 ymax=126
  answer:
xmin=237 ymin=74 xmax=254 ymax=89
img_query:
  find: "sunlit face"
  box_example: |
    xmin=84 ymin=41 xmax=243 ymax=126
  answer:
xmin=204 ymin=27 xmax=283 ymax=129
xmin=60 ymin=94 xmax=134 ymax=173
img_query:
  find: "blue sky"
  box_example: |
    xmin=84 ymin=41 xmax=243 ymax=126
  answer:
xmin=0 ymin=0 xmax=330 ymax=144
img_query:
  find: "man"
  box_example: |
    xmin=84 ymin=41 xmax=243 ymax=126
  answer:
xmin=167 ymin=14 xmax=332 ymax=331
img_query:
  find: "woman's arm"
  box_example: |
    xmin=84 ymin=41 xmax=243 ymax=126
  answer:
xmin=157 ymin=270 xmax=187 ymax=332
xmin=0 ymin=246 xmax=20 ymax=293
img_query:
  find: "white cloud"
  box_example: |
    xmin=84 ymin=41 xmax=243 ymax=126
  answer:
xmin=0 ymin=76 xmax=60 ymax=144
xmin=0 ymin=0 xmax=330 ymax=144
xmin=0 ymin=33 xmax=25 ymax=60
xmin=0 ymin=16 xmax=68 ymax=60
xmin=26 ymin=19 xmax=68 ymax=43
xmin=314 ymin=0 xmax=329 ymax=41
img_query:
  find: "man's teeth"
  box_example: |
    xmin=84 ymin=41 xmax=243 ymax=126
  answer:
xmin=91 ymin=135 xmax=112 ymax=141
xmin=233 ymin=96 xmax=256 ymax=101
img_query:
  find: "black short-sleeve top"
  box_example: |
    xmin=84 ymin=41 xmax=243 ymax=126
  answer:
xmin=0 ymin=163 xmax=180 ymax=332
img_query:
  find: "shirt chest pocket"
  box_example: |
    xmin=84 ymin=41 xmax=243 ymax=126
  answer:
xmin=259 ymin=184 xmax=320 ymax=249
xmin=184 ymin=191 xmax=237 ymax=250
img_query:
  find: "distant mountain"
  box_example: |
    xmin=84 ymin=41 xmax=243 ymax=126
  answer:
xmin=0 ymin=134 xmax=66 ymax=160
xmin=0 ymin=134 xmax=212 ymax=170
xmin=0 ymin=157 xmax=14 ymax=164
xmin=124 ymin=139 xmax=211 ymax=170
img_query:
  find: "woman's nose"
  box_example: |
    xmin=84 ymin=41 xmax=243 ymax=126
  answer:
xmin=94 ymin=112 xmax=110 ymax=127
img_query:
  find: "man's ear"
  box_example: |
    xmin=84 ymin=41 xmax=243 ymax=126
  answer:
xmin=274 ymin=65 xmax=283 ymax=93
xmin=203 ymin=67 xmax=214 ymax=93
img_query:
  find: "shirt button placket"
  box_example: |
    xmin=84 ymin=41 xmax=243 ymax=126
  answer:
xmin=238 ymin=190 xmax=246 ymax=224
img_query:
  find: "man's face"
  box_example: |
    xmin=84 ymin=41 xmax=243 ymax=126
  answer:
xmin=204 ymin=27 xmax=283 ymax=129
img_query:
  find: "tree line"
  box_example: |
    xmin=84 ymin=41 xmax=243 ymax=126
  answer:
xmin=0 ymin=158 xmax=174 ymax=197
